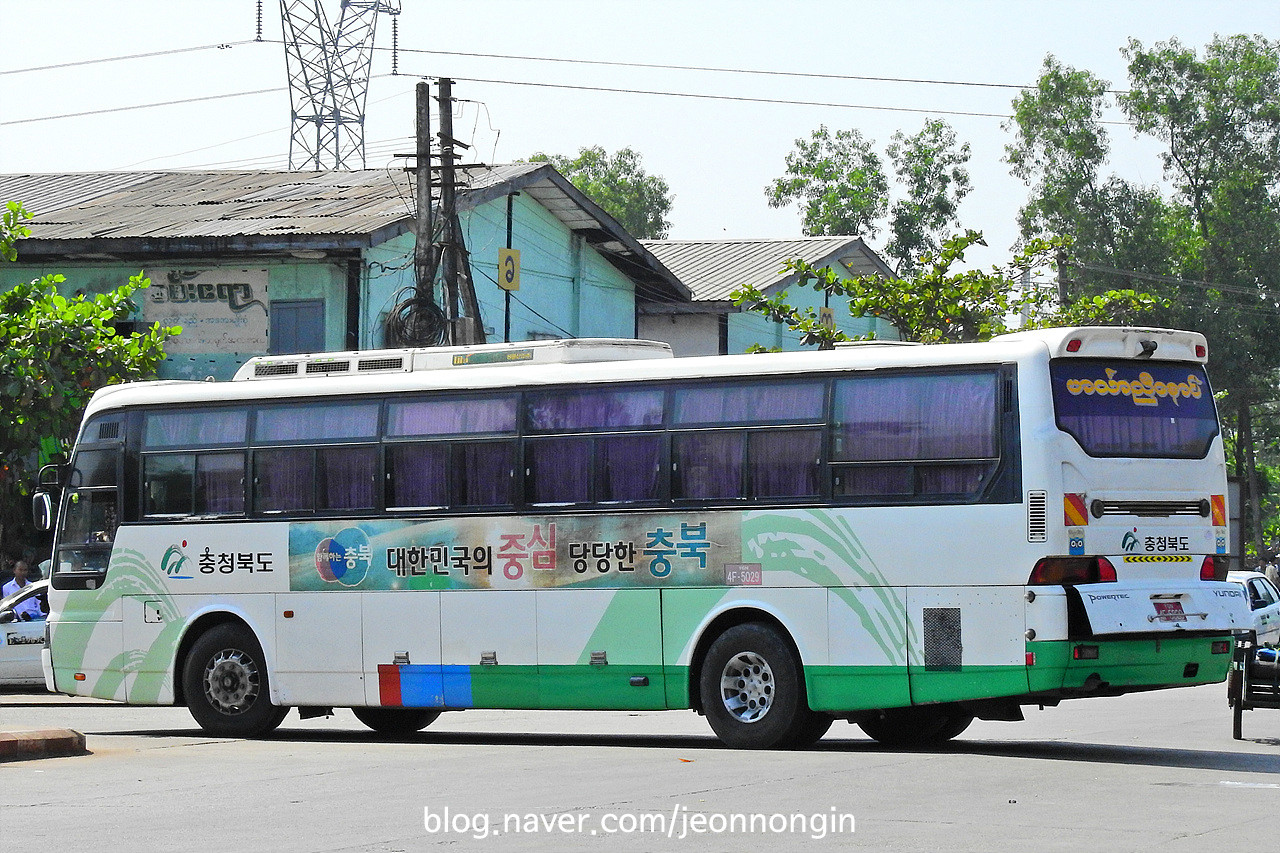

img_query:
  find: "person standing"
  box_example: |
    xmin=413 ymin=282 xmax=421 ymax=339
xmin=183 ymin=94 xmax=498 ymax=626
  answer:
xmin=2 ymin=560 xmax=44 ymax=621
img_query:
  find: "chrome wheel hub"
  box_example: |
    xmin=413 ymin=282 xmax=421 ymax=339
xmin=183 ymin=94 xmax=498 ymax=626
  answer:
xmin=719 ymin=651 xmax=774 ymax=723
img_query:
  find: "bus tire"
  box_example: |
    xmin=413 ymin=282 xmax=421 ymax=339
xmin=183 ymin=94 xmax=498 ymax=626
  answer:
xmin=785 ymin=710 xmax=835 ymax=748
xmin=699 ymin=622 xmax=812 ymax=749
xmin=182 ymin=623 xmax=287 ymax=738
xmin=858 ymin=705 xmax=972 ymax=746
xmin=352 ymin=707 xmax=440 ymax=736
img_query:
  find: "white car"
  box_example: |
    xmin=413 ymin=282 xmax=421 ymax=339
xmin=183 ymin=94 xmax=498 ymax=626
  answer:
xmin=0 ymin=579 xmax=48 ymax=688
xmin=1226 ymin=571 xmax=1280 ymax=648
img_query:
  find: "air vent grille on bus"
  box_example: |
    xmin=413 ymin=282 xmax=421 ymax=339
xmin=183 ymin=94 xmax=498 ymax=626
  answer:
xmin=254 ymin=363 xmax=299 ymax=378
xmin=1090 ymin=499 xmax=1210 ymax=518
xmin=97 ymin=421 xmax=120 ymax=440
xmin=358 ymin=357 xmax=404 ymax=371
xmin=305 ymin=361 xmax=352 ymax=374
xmin=1027 ymin=490 xmax=1048 ymax=542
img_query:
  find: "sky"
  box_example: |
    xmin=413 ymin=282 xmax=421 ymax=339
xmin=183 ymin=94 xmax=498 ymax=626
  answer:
xmin=1 ymin=0 xmax=1274 ymax=270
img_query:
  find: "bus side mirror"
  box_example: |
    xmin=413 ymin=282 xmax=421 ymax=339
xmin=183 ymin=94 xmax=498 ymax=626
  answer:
xmin=32 ymin=492 xmax=54 ymax=532
xmin=38 ymin=463 xmax=67 ymax=488
xmin=0 ymin=612 xmax=13 ymax=625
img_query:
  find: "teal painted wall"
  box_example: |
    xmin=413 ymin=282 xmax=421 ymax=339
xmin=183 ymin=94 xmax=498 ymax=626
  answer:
xmin=361 ymin=194 xmax=637 ymax=348
xmin=0 ymin=259 xmax=349 ymax=380
xmin=726 ymin=261 xmax=897 ymax=353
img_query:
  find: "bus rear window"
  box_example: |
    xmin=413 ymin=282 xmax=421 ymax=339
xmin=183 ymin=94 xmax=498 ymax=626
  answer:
xmin=1050 ymin=360 xmax=1218 ymax=458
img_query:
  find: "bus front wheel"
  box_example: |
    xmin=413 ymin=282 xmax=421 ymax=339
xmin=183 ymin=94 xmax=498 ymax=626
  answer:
xmin=182 ymin=623 xmax=287 ymax=738
xmin=352 ymin=707 xmax=440 ymax=736
xmin=699 ymin=622 xmax=819 ymax=749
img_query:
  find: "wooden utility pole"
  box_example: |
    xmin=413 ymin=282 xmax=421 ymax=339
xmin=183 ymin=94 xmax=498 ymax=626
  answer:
xmin=414 ymin=81 xmax=433 ymax=306
xmin=435 ymin=78 xmax=485 ymax=345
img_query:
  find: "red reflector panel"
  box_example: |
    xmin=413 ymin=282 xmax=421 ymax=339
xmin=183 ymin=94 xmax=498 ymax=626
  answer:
xmin=1196 ymin=344 xmax=1206 ymax=358
xmin=1066 ymin=338 xmax=1082 ymax=352
xmin=1064 ymin=493 xmax=1089 ymax=527
xmin=1210 ymin=495 xmax=1226 ymax=526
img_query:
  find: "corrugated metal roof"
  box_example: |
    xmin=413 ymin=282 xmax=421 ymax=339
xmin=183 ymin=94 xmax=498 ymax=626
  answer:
xmin=0 ymin=163 xmax=690 ymax=302
xmin=0 ymin=170 xmax=420 ymax=241
xmin=639 ymin=237 xmax=894 ymax=302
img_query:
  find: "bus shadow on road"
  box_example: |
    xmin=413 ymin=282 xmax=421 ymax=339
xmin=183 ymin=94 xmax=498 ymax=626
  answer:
xmin=883 ymin=738 xmax=1280 ymax=774
xmin=85 ymin=726 xmax=1280 ymax=773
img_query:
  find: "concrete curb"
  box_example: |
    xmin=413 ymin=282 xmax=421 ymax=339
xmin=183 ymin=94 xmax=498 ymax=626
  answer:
xmin=0 ymin=729 xmax=87 ymax=762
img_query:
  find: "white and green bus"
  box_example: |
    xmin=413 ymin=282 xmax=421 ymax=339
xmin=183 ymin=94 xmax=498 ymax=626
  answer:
xmin=35 ymin=327 xmax=1247 ymax=748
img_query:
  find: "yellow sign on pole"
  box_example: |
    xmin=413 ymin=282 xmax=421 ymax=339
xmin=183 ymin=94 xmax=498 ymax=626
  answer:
xmin=819 ymin=306 xmax=835 ymax=330
xmin=498 ymin=248 xmax=521 ymax=291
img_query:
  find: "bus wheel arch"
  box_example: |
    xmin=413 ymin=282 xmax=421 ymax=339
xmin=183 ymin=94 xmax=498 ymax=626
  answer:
xmin=179 ymin=618 xmax=287 ymax=738
xmin=691 ymin=611 xmax=825 ymax=749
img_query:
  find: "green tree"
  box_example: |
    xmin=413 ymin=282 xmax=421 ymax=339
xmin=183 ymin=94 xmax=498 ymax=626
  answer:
xmin=766 ymin=125 xmax=888 ymax=239
xmin=884 ymin=119 xmax=972 ymax=273
xmin=528 ymin=146 xmax=673 ymax=239
xmin=0 ymin=201 xmax=180 ymax=551
xmin=766 ymin=119 xmax=972 ymax=274
xmin=731 ymin=230 xmax=1161 ymax=350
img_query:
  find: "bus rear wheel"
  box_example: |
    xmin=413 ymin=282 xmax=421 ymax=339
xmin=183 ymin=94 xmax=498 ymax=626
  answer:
xmin=857 ymin=706 xmax=973 ymax=746
xmin=699 ymin=622 xmax=818 ymax=749
xmin=182 ymin=623 xmax=287 ymax=738
xmin=352 ymin=707 xmax=440 ymax=736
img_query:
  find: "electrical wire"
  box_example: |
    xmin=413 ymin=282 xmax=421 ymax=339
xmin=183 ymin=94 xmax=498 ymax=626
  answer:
xmin=391 ymin=71 xmax=1092 ymax=124
xmin=0 ymin=40 xmax=260 ymax=76
xmin=0 ymin=86 xmax=286 ymax=128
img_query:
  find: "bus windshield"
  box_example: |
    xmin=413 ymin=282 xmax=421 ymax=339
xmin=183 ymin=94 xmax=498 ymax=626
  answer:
xmin=1050 ymin=359 xmax=1218 ymax=458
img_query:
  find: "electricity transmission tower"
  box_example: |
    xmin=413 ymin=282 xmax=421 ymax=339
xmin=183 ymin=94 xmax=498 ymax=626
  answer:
xmin=278 ymin=0 xmax=400 ymax=170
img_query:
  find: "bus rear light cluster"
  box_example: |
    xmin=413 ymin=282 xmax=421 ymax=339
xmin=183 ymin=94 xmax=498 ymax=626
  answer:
xmin=1211 ymin=640 xmax=1232 ymax=655
xmin=1073 ymin=645 xmax=1100 ymax=660
xmin=1065 ymin=338 xmax=1083 ymax=352
xmin=1199 ymin=556 xmax=1225 ymax=581
xmin=1028 ymin=556 xmax=1118 ymax=585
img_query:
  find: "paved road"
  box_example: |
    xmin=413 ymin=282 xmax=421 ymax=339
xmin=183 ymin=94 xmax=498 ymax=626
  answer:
xmin=0 ymin=683 xmax=1277 ymax=851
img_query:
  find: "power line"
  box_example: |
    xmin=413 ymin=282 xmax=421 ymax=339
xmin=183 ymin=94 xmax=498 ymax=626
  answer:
xmin=1073 ymin=260 xmax=1271 ymax=298
xmin=394 ymin=70 xmax=1136 ymax=126
xmin=0 ymin=40 xmax=260 ymax=76
xmin=0 ymin=86 xmax=286 ymax=128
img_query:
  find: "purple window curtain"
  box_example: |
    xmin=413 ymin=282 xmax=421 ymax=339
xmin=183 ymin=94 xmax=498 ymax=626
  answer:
xmin=674 ymin=433 xmax=743 ymax=499
xmin=458 ymin=442 xmax=514 ymax=506
xmin=256 ymin=403 xmax=378 ymax=442
xmin=749 ymin=430 xmax=821 ymax=498
xmin=317 ymin=446 xmax=377 ymax=510
xmin=674 ymin=382 xmax=824 ymax=425
xmin=1058 ymin=415 xmax=1204 ymax=457
xmin=388 ymin=444 xmax=449 ymax=508
xmin=144 ymin=409 xmax=247 ymax=447
xmin=527 ymin=389 xmax=664 ymax=431
xmin=600 ymin=435 xmax=662 ymax=502
xmin=835 ymin=373 xmax=997 ymax=461
xmin=528 ymin=437 xmax=592 ymax=504
xmin=196 ymin=452 xmax=245 ymax=514
xmin=255 ymin=448 xmax=313 ymax=512
xmin=387 ymin=397 xmax=517 ymax=437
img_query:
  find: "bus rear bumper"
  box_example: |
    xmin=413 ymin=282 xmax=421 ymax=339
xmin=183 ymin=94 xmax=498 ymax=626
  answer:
xmin=1027 ymin=635 xmax=1232 ymax=695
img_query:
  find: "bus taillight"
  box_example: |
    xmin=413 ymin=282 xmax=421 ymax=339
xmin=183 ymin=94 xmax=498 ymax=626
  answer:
xmin=1028 ymin=557 xmax=1117 ymax=585
xmin=1199 ymin=556 xmax=1224 ymax=581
